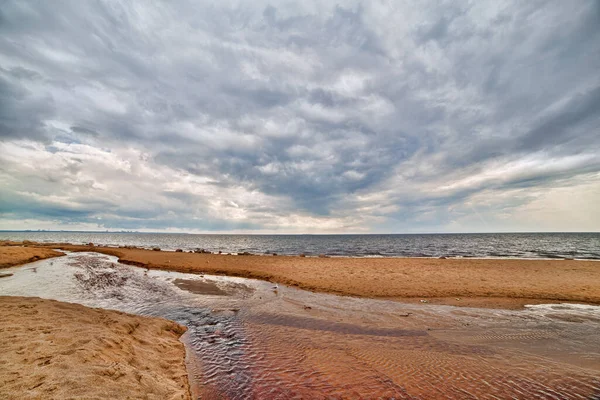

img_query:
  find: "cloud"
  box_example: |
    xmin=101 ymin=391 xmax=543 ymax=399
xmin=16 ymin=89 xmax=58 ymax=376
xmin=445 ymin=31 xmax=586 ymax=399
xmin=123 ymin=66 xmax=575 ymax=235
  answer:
xmin=0 ymin=0 xmax=599 ymax=232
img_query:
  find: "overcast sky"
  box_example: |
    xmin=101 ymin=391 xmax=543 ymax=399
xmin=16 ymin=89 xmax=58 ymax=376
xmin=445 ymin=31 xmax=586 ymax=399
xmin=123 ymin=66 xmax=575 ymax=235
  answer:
xmin=0 ymin=1 xmax=599 ymax=233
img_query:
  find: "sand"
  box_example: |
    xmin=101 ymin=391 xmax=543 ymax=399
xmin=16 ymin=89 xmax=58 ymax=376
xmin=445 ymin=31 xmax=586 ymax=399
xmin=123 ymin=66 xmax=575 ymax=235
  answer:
xmin=239 ymin=315 xmax=600 ymax=399
xmin=15 ymin=242 xmax=600 ymax=309
xmin=0 ymin=296 xmax=190 ymax=400
xmin=0 ymin=246 xmax=63 ymax=269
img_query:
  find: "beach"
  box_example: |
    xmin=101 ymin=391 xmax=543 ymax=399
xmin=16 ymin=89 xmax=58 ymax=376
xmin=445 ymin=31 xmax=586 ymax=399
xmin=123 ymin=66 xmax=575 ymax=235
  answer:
xmin=0 ymin=296 xmax=190 ymax=400
xmin=16 ymin=242 xmax=600 ymax=309
xmin=3 ymin=1 xmax=599 ymax=397
xmin=1 ymin=243 xmax=599 ymax=398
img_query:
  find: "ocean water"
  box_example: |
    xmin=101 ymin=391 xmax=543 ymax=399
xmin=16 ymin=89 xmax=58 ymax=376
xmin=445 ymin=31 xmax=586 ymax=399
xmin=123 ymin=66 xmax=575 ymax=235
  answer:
xmin=1 ymin=231 xmax=599 ymax=259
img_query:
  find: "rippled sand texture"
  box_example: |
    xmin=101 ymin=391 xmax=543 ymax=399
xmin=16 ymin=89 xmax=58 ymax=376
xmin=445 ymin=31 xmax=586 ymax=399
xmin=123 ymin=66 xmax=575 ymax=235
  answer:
xmin=239 ymin=319 xmax=600 ymax=399
xmin=182 ymin=287 xmax=600 ymax=399
xmin=180 ymin=296 xmax=600 ymax=399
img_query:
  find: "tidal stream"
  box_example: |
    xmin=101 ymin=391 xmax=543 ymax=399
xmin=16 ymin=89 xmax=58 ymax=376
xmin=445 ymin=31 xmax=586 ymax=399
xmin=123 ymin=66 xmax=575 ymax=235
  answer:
xmin=1 ymin=252 xmax=599 ymax=399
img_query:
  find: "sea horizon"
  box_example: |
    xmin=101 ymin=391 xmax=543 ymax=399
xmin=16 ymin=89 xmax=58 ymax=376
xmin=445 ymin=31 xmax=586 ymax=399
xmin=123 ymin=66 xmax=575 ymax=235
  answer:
xmin=2 ymin=230 xmax=599 ymax=234
xmin=3 ymin=231 xmax=599 ymax=260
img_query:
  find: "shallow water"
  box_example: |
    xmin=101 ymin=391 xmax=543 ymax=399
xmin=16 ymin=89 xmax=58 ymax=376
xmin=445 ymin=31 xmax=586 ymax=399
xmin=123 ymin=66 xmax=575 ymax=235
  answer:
xmin=1 ymin=252 xmax=599 ymax=399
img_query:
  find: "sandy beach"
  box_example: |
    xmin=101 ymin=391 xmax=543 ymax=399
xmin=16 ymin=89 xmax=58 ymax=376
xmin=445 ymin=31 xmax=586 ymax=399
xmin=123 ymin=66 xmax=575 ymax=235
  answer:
xmin=1 ymin=244 xmax=599 ymax=398
xmin=0 ymin=245 xmax=63 ymax=269
xmin=15 ymin=242 xmax=600 ymax=309
xmin=0 ymin=296 xmax=190 ymax=400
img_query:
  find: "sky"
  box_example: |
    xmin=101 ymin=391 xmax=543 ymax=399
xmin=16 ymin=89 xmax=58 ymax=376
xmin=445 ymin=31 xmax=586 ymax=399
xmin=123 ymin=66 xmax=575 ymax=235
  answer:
xmin=0 ymin=1 xmax=599 ymax=234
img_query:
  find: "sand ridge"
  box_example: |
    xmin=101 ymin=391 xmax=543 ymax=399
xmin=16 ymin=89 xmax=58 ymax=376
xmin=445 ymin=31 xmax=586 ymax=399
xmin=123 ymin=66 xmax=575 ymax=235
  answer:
xmin=0 ymin=296 xmax=190 ymax=400
xmin=0 ymin=245 xmax=63 ymax=269
xmin=14 ymin=242 xmax=600 ymax=309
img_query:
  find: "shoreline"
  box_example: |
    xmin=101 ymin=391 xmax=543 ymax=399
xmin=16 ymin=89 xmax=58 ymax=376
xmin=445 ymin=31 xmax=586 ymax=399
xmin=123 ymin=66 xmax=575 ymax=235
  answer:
xmin=4 ymin=238 xmax=600 ymax=261
xmin=2 ymin=241 xmax=599 ymax=309
xmin=4 ymin=239 xmax=600 ymax=261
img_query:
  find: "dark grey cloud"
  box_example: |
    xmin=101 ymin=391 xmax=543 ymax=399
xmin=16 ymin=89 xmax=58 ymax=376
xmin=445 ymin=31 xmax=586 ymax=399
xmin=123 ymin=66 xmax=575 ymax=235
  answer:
xmin=0 ymin=74 xmax=54 ymax=140
xmin=0 ymin=0 xmax=599 ymax=232
xmin=521 ymin=85 xmax=600 ymax=151
xmin=70 ymin=126 xmax=99 ymax=137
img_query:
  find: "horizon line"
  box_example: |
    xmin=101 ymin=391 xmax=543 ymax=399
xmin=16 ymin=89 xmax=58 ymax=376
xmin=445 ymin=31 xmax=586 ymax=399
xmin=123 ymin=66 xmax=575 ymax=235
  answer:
xmin=1 ymin=230 xmax=598 ymax=235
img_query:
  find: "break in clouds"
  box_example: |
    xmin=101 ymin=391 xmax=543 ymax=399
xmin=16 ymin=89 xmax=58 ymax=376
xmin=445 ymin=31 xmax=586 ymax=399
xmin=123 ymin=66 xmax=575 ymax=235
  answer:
xmin=0 ymin=1 xmax=599 ymax=233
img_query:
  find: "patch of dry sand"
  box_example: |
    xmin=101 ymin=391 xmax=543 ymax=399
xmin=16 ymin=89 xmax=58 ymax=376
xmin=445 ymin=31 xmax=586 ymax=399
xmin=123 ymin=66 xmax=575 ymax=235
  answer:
xmin=0 ymin=246 xmax=64 ymax=269
xmin=0 ymin=296 xmax=190 ymax=400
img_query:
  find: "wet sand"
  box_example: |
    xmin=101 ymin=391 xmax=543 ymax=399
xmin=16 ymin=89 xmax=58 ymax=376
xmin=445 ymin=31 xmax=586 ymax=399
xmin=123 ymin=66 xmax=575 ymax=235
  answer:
xmin=17 ymin=242 xmax=600 ymax=309
xmin=0 ymin=296 xmax=190 ymax=400
xmin=173 ymin=278 xmax=230 ymax=295
xmin=241 ymin=314 xmax=600 ymax=399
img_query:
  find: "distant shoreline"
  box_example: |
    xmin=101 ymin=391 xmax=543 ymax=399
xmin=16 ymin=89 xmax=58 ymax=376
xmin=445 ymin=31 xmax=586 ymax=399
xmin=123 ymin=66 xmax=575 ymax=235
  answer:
xmin=6 ymin=241 xmax=600 ymax=262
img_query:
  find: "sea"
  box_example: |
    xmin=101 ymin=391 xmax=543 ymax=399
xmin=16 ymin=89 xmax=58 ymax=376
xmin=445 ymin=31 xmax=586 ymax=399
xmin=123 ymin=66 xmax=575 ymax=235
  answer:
xmin=1 ymin=231 xmax=599 ymax=260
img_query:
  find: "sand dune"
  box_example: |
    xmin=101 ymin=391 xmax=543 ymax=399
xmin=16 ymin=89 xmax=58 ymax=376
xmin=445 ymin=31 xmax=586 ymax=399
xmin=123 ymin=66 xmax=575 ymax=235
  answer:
xmin=0 ymin=296 xmax=190 ymax=400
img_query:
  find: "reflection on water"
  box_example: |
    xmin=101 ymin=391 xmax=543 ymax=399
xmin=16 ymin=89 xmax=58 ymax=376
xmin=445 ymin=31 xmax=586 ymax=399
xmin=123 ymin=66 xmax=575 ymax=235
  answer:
xmin=1 ymin=252 xmax=599 ymax=399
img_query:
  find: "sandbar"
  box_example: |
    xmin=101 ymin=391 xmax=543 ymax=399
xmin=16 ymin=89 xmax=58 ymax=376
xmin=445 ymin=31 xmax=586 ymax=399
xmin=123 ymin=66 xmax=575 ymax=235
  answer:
xmin=0 ymin=245 xmax=63 ymax=269
xmin=11 ymin=242 xmax=600 ymax=309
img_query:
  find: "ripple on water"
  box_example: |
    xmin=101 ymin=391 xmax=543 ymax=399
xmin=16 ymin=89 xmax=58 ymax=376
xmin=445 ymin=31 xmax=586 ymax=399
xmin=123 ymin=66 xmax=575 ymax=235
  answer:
xmin=239 ymin=321 xmax=600 ymax=399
